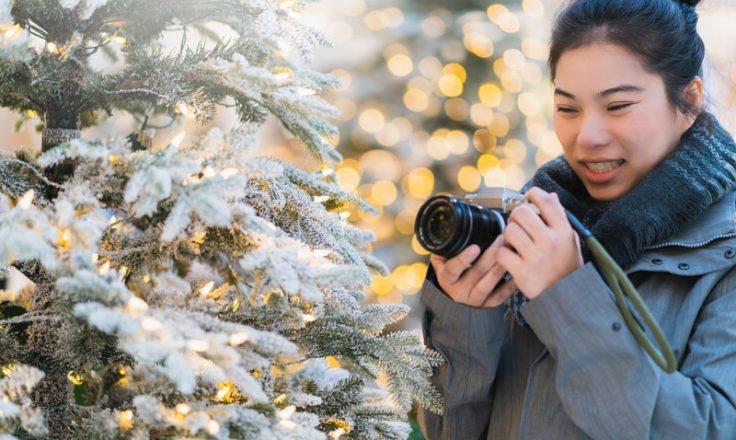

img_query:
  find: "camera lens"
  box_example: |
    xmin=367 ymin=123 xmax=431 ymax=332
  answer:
xmin=426 ymin=204 xmax=455 ymax=246
xmin=415 ymin=194 xmax=505 ymax=258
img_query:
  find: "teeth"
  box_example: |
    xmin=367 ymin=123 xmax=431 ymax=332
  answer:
xmin=584 ymin=160 xmax=623 ymax=173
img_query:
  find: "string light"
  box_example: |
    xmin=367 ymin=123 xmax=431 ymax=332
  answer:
xmin=175 ymin=101 xmax=193 ymax=118
xmin=199 ymin=281 xmax=215 ymax=297
xmin=212 ymin=381 xmax=243 ymax=403
xmin=126 ymin=296 xmax=148 ymax=313
xmin=141 ymin=317 xmax=162 ymax=331
xmin=58 ymin=228 xmax=72 ymax=249
xmin=170 ymin=131 xmax=186 ymax=148
xmin=1 ymin=363 xmax=14 ymax=376
xmin=118 ymin=410 xmax=134 ymax=432
xmin=2 ymin=24 xmax=23 ymax=40
xmin=67 ymin=370 xmax=84 ymax=385
xmin=17 ymin=189 xmax=34 ymax=210
xmin=98 ymin=261 xmax=111 ymax=276
xmin=206 ymin=420 xmax=220 ymax=435
xmin=187 ymin=339 xmax=209 ymax=352
xmin=229 ymin=332 xmax=250 ymax=346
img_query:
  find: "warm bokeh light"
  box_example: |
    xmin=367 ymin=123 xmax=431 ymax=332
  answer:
xmin=371 ymin=180 xmax=398 ymax=206
xmin=418 ymin=57 xmax=442 ymax=78
xmin=464 ymin=33 xmax=494 ymax=58
xmin=337 ymin=166 xmax=361 ymax=192
xmin=411 ymin=234 xmax=430 ymax=256
xmin=469 ymin=103 xmax=494 ymax=126
xmin=438 ymin=74 xmax=463 ymax=97
xmin=442 ymin=63 xmax=467 ymax=82
xmin=503 ymin=49 xmax=526 ymax=70
xmin=421 ymin=15 xmax=446 ymax=38
xmin=358 ymin=108 xmax=385 ymax=133
xmin=387 ymin=54 xmax=414 ymax=77
xmin=444 ymin=98 xmax=469 ymax=121
xmin=403 ymin=88 xmax=429 ymax=112
xmin=457 ymin=166 xmax=481 ymax=192
xmin=394 ymin=210 xmax=416 ymax=235
xmin=503 ymin=138 xmax=527 ymax=164
xmin=521 ymin=37 xmax=548 ymax=60
xmin=406 ymin=167 xmax=435 ymax=199
xmin=522 ymin=0 xmax=545 ymax=17
xmin=478 ymin=83 xmax=502 ymax=107
xmin=477 ymin=153 xmax=500 ymax=173
xmin=360 ymin=149 xmax=401 ymax=180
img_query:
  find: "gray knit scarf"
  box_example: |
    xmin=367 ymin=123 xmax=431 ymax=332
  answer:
xmin=509 ymin=111 xmax=736 ymax=326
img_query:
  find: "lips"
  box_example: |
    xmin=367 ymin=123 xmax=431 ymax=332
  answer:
xmin=580 ymin=159 xmax=625 ymax=184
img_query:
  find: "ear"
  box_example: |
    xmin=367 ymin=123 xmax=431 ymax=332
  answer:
xmin=684 ymin=76 xmax=704 ymax=109
xmin=676 ymin=76 xmax=704 ymax=133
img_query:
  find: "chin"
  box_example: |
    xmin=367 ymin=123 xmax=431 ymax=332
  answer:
xmin=585 ymin=184 xmax=628 ymax=202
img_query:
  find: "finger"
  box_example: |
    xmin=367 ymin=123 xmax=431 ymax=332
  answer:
xmin=439 ymin=244 xmax=481 ymax=285
xmin=497 ymin=244 xmax=524 ymax=274
xmin=466 ymin=262 xmax=507 ymax=305
xmin=508 ymin=202 xmax=549 ymax=239
xmin=525 ymin=187 xmax=568 ymax=229
xmin=482 ymin=279 xmax=519 ymax=308
xmin=429 ymin=253 xmax=447 ymax=271
xmin=457 ymin=236 xmax=504 ymax=291
xmin=509 ymin=203 xmax=548 ymax=233
xmin=502 ymin=221 xmax=536 ymax=257
xmin=573 ymin=230 xmax=584 ymax=264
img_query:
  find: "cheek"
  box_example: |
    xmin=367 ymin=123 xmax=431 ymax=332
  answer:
xmin=553 ymin=118 xmax=577 ymax=153
xmin=622 ymin=113 xmax=676 ymax=165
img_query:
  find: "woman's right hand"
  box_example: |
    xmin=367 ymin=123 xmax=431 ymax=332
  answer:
xmin=429 ymin=236 xmax=518 ymax=308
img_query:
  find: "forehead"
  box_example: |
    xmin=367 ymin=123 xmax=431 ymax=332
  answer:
xmin=554 ymin=42 xmax=662 ymax=95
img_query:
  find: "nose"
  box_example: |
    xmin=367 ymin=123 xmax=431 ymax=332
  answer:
xmin=576 ymin=113 xmax=612 ymax=148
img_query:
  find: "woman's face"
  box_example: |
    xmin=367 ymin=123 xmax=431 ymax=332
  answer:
xmin=553 ymin=42 xmax=696 ymax=201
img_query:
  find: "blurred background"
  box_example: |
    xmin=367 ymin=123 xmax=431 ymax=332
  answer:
xmin=3 ymin=0 xmax=736 ymax=335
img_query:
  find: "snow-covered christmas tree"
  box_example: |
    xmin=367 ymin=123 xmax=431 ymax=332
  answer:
xmin=0 ymin=1 xmax=442 ymax=438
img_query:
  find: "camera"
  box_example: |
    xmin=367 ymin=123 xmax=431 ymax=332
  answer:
xmin=414 ymin=187 xmax=535 ymax=259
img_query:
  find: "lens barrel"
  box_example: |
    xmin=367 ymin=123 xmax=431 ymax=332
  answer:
xmin=414 ymin=194 xmax=505 ymax=258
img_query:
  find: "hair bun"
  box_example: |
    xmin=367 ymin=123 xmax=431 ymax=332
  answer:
xmin=678 ymin=0 xmax=701 ymax=7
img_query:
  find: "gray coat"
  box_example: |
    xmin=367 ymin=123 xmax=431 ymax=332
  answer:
xmin=419 ymin=191 xmax=736 ymax=439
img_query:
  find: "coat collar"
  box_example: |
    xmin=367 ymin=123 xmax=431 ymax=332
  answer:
xmin=626 ymin=191 xmax=736 ymax=275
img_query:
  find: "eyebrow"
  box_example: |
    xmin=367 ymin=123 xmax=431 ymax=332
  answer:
xmin=554 ymin=85 xmax=644 ymax=100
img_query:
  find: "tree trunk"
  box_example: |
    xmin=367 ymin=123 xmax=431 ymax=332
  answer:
xmin=27 ymin=275 xmax=74 ymax=439
xmin=30 ymin=111 xmax=80 ymax=438
xmin=42 ymin=110 xmax=80 ymax=197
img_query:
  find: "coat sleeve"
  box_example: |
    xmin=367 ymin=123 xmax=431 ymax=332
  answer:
xmin=520 ymin=262 xmax=736 ymax=440
xmin=417 ymin=266 xmax=507 ymax=440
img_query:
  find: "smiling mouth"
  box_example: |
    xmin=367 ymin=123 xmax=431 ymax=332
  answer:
xmin=582 ymin=159 xmax=625 ymax=173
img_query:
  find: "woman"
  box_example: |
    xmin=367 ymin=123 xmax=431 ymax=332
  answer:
xmin=418 ymin=0 xmax=736 ymax=439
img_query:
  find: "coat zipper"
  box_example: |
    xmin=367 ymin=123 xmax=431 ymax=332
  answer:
xmin=642 ymin=232 xmax=736 ymax=251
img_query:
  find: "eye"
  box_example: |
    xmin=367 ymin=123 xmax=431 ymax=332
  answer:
xmin=555 ymin=106 xmax=577 ymax=114
xmin=608 ymin=103 xmax=633 ymax=112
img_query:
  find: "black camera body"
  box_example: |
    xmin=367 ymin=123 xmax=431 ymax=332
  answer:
xmin=414 ymin=188 xmax=534 ymax=259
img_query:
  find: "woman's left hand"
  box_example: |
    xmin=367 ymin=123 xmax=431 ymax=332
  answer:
xmin=496 ymin=187 xmax=584 ymax=300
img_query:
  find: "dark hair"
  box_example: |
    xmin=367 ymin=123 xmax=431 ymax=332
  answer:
xmin=549 ymin=0 xmax=705 ymax=117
